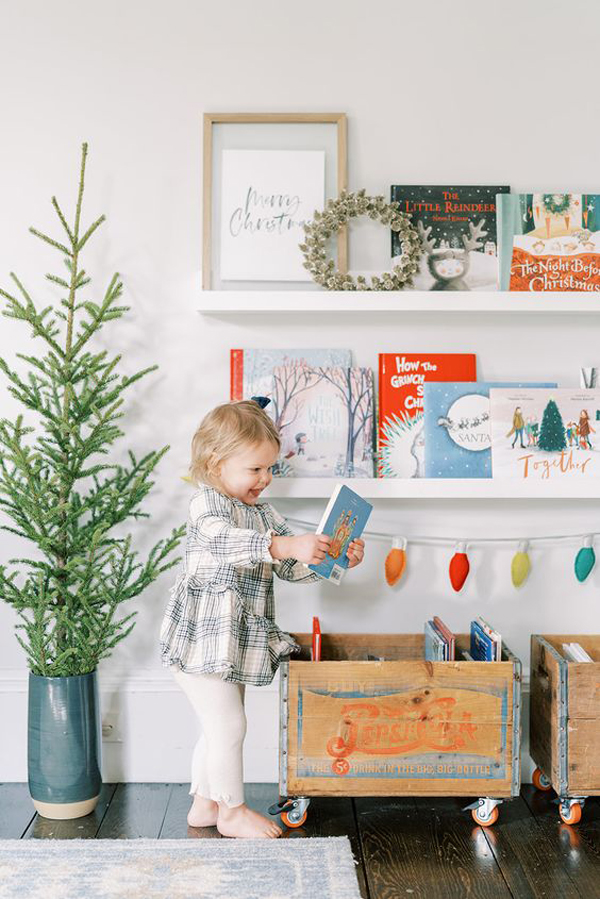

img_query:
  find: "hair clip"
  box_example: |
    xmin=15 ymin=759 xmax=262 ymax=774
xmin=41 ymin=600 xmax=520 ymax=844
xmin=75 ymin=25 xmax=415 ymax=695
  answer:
xmin=251 ymin=395 xmax=271 ymax=409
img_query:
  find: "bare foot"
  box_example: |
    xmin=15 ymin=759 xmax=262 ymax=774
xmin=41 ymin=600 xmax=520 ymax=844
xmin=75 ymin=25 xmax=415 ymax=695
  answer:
xmin=217 ymin=803 xmax=282 ymax=839
xmin=187 ymin=794 xmax=219 ymax=828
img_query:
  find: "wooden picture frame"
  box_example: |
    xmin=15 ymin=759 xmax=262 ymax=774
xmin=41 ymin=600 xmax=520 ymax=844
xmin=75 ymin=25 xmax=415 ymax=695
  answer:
xmin=202 ymin=112 xmax=348 ymax=290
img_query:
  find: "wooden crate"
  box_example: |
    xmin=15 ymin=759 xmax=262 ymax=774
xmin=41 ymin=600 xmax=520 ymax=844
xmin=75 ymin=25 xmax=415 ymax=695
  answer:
xmin=530 ymin=634 xmax=600 ymax=797
xmin=279 ymin=633 xmax=522 ymax=799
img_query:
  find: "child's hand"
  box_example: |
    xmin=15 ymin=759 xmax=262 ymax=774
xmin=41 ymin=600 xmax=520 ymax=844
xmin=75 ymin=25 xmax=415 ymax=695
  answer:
xmin=270 ymin=533 xmax=332 ymax=565
xmin=291 ymin=533 xmax=332 ymax=565
xmin=346 ymin=538 xmax=365 ymax=569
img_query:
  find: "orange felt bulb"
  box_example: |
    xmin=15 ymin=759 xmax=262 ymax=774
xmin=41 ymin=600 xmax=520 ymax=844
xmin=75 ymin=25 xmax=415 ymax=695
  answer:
xmin=449 ymin=543 xmax=470 ymax=592
xmin=385 ymin=538 xmax=407 ymax=586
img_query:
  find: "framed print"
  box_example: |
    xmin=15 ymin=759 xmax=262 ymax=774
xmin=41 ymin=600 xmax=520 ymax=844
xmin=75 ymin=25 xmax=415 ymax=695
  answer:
xmin=203 ymin=113 xmax=347 ymax=290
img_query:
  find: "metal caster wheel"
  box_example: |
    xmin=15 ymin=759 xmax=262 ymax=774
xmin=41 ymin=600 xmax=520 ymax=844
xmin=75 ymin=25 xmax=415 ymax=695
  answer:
xmin=559 ymin=802 xmax=582 ymax=825
xmin=471 ymin=805 xmax=499 ymax=827
xmin=281 ymin=809 xmax=308 ymax=828
xmin=532 ymin=767 xmax=552 ymax=792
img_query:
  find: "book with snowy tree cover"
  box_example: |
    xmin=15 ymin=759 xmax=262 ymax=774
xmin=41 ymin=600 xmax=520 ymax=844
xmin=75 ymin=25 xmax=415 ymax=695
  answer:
xmin=497 ymin=193 xmax=600 ymax=291
xmin=230 ymin=348 xmax=352 ymax=401
xmin=272 ymin=365 xmax=375 ymax=477
xmin=378 ymin=353 xmax=477 ymax=478
xmin=490 ymin=388 xmax=600 ymax=480
xmin=424 ymin=381 xmax=556 ymax=478
xmin=391 ymin=185 xmax=510 ymax=291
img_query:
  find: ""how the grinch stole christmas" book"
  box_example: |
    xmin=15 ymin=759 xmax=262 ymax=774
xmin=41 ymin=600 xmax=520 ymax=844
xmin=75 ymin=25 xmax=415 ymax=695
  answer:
xmin=378 ymin=353 xmax=476 ymax=478
xmin=490 ymin=389 xmax=600 ymax=479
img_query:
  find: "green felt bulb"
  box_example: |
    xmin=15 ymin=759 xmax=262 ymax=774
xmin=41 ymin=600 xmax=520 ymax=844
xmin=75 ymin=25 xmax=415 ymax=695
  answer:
xmin=574 ymin=544 xmax=596 ymax=583
xmin=511 ymin=546 xmax=531 ymax=588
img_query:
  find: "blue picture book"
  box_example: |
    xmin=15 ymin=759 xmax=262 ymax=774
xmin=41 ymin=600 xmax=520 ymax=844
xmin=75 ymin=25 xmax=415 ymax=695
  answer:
xmin=308 ymin=484 xmax=373 ymax=585
xmin=424 ymin=381 xmax=557 ymax=478
xmin=470 ymin=620 xmax=495 ymax=661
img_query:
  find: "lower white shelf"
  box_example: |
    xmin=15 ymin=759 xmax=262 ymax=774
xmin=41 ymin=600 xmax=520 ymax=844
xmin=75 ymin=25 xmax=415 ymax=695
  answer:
xmin=263 ymin=478 xmax=600 ymax=500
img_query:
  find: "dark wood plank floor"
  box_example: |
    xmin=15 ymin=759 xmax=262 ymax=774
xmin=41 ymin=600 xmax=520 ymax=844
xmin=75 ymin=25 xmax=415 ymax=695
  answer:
xmin=2 ymin=783 xmax=599 ymax=898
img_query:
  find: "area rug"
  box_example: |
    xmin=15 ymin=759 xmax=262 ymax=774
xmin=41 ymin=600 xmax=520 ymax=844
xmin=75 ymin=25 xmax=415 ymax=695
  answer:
xmin=0 ymin=836 xmax=361 ymax=899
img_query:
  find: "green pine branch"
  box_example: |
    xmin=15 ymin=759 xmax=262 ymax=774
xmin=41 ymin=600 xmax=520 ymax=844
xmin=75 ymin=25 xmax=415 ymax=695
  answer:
xmin=0 ymin=143 xmax=185 ymax=676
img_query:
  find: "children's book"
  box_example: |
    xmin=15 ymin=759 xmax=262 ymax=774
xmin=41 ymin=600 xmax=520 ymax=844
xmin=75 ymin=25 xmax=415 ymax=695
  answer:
xmin=424 ymin=618 xmax=456 ymax=661
xmin=311 ymin=616 xmax=322 ymax=661
xmin=391 ymin=185 xmax=510 ymax=291
xmin=424 ymin=381 xmax=557 ymax=478
xmin=470 ymin=618 xmax=501 ymax=662
xmin=230 ymin=348 xmax=352 ymax=401
xmin=308 ymin=484 xmax=373 ymax=585
xmin=497 ymin=193 xmax=600 ymax=291
xmin=378 ymin=353 xmax=477 ymax=479
xmin=273 ymin=365 xmax=375 ymax=478
xmin=490 ymin=388 xmax=600 ymax=480
xmin=562 ymin=642 xmax=593 ymax=662
xmin=424 ymin=621 xmax=446 ymax=661
xmin=433 ymin=616 xmax=456 ymax=661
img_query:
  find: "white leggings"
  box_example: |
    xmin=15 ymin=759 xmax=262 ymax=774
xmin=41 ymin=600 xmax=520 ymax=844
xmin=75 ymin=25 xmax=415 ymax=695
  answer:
xmin=170 ymin=666 xmax=246 ymax=808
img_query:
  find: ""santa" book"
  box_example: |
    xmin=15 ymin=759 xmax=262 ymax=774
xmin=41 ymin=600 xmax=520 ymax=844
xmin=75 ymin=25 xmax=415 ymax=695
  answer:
xmin=391 ymin=185 xmax=510 ymax=291
xmin=490 ymin=389 xmax=600 ymax=480
xmin=378 ymin=353 xmax=477 ymax=478
xmin=497 ymin=193 xmax=600 ymax=291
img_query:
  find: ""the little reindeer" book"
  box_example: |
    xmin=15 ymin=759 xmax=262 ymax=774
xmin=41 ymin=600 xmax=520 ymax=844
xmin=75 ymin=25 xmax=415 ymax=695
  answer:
xmin=309 ymin=484 xmax=373 ymax=584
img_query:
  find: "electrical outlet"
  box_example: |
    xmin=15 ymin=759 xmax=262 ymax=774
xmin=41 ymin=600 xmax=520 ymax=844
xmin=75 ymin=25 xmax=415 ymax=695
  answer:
xmin=101 ymin=713 xmax=123 ymax=743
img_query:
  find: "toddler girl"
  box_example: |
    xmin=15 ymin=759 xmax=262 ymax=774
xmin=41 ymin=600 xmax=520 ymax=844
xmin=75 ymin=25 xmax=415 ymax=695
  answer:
xmin=159 ymin=399 xmax=365 ymax=838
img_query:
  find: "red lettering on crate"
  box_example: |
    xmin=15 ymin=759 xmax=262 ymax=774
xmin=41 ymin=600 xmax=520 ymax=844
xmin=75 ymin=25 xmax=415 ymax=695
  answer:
xmin=326 ymin=697 xmax=477 ymax=761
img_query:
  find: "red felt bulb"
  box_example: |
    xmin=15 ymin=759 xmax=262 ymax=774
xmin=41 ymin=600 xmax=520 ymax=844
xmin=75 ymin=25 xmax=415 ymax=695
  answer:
xmin=449 ymin=543 xmax=470 ymax=592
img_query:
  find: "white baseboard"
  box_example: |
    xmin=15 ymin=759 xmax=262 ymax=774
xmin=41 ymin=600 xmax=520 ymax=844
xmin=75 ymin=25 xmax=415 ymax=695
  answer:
xmin=0 ymin=668 xmax=534 ymax=786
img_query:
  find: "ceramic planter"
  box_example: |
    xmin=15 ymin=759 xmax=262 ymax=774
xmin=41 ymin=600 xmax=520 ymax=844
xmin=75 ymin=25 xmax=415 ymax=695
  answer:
xmin=28 ymin=669 xmax=102 ymax=819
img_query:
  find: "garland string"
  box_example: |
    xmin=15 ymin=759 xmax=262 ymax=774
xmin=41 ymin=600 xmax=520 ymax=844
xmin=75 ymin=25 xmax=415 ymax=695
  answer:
xmin=285 ymin=516 xmax=599 ymax=547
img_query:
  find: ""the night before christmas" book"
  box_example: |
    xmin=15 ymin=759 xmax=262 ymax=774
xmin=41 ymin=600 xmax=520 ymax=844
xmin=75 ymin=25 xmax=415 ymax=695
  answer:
xmin=497 ymin=193 xmax=600 ymax=291
xmin=391 ymin=185 xmax=510 ymax=291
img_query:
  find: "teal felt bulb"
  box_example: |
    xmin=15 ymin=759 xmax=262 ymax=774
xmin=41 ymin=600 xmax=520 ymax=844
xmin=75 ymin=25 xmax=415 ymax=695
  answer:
xmin=574 ymin=545 xmax=596 ymax=583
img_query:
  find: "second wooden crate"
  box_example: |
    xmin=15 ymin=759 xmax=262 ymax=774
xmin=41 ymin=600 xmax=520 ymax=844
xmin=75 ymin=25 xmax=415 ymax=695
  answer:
xmin=529 ymin=633 xmax=600 ymax=824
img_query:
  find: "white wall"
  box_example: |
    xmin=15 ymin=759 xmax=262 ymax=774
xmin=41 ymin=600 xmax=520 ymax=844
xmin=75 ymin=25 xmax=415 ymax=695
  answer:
xmin=1 ymin=0 xmax=598 ymax=786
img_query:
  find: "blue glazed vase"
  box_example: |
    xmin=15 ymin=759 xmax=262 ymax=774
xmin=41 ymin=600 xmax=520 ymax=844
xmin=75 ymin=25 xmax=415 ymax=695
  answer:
xmin=28 ymin=670 xmax=102 ymax=820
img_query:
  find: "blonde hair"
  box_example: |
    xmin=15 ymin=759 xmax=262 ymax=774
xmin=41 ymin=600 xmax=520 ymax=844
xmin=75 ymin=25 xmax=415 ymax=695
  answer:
xmin=189 ymin=400 xmax=281 ymax=487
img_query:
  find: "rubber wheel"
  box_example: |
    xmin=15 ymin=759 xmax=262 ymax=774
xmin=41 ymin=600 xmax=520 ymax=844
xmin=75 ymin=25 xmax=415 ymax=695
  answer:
xmin=532 ymin=767 xmax=552 ymax=792
xmin=471 ymin=805 xmax=499 ymax=827
xmin=559 ymin=803 xmax=582 ymax=826
xmin=281 ymin=809 xmax=308 ymax=828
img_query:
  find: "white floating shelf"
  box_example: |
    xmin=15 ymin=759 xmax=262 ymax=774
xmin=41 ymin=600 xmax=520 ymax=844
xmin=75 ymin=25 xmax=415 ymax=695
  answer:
xmin=263 ymin=478 xmax=600 ymax=500
xmin=197 ymin=290 xmax=600 ymax=316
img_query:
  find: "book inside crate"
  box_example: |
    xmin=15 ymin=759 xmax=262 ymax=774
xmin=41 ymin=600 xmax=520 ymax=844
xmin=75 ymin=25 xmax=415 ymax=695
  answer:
xmin=293 ymin=632 xmax=513 ymax=662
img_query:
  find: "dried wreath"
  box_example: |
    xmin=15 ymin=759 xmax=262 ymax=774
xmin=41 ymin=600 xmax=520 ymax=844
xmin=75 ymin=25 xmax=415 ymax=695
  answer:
xmin=299 ymin=189 xmax=421 ymax=291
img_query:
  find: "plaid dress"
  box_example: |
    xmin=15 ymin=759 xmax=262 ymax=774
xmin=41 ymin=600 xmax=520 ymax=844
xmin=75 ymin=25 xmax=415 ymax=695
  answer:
xmin=159 ymin=484 xmax=318 ymax=685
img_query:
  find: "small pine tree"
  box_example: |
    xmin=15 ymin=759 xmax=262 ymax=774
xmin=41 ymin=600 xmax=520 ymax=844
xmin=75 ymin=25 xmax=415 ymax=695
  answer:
xmin=0 ymin=144 xmax=185 ymax=677
xmin=538 ymin=399 xmax=567 ymax=452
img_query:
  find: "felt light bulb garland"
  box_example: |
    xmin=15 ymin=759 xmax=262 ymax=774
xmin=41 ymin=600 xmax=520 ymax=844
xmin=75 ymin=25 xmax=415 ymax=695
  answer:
xmin=284 ymin=514 xmax=600 ymax=589
xmin=574 ymin=536 xmax=596 ymax=583
xmin=385 ymin=537 xmax=407 ymax=586
xmin=449 ymin=543 xmax=470 ymax=592
xmin=511 ymin=541 xmax=531 ymax=588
